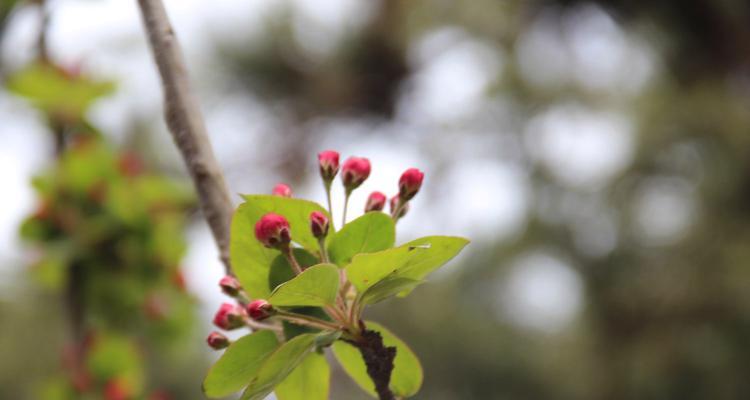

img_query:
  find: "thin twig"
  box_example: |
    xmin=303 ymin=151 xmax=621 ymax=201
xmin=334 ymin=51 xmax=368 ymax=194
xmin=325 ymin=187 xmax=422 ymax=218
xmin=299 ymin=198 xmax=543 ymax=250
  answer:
xmin=137 ymin=0 xmax=234 ymax=274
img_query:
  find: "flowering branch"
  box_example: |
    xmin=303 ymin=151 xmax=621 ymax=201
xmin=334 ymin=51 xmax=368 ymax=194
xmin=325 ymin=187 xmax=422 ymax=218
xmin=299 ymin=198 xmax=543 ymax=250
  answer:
xmin=136 ymin=0 xmax=234 ymax=273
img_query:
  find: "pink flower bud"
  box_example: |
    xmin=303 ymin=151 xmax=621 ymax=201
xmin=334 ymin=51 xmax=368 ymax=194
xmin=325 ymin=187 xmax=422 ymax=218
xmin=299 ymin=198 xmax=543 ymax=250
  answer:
xmin=341 ymin=157 xmax=371 ymax=192
xmin=390 ymin=195 xmax=409 ymax=219
xmin=398 ymin=168 xmax=424 ymax=201
xmin=318 ymin=150 xmax=340 ymax=181
xmin=219 ymin=275 xmax=242 ymax=297
xmin=212 ymin=302 xmax=247 ymax=330
xmin=206 ymin=331 xmax=230 ymax=350
xmin=272 ymin=183 xmax=292 ymax=197
xmin=247 ymin=299 xmax=274 ymax=320
xmin=254 ymin=213 xmax=291 ymax=249
xmin=309 ymin=211 xmax=329 ymax=238
xmin=365 ymin=191 xmax=386 ymax=212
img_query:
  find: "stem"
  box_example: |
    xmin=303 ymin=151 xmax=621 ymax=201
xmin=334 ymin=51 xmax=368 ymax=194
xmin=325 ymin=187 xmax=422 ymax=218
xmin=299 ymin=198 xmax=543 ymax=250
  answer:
xmin=342 ymin=190 xmax=351 ymax=227
xmin=244 ymin=317 xmax=283 ymax=333
xmin=137 ymin=0 xmax=234 ymax=274
xmin=277 ymin=310 xmax=342 ymax=331
xmin=324 ymin=180 xmax=334 ymax=228
xmin=318 ymin=238 xmax=329 ymax=263
xmin=282 ymin=245 xmax=303 ymax=275
xmin=390 ymin=199 xmax=406 ymax=222
xmin=348 ymin=328 xmax=397 ymax=400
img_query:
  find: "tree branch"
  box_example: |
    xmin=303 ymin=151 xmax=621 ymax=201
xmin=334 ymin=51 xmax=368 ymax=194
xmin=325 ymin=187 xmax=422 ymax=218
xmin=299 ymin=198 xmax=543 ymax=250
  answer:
xmin=348 ymin=328 xmax=397 ymax=400
xmin=136 ymin=0 xmax=234 ymax=273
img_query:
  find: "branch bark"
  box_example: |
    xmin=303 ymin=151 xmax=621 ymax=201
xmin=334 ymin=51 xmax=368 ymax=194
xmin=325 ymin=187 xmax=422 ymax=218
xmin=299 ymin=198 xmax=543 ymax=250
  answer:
xmin=348 ymin=328 xmax=397 ymax=400
xmin=136 ymin=0 xmax=234 ymax=273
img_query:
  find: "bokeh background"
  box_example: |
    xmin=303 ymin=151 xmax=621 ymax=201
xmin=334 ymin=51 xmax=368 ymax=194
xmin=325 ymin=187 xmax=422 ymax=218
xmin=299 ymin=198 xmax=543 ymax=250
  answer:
xmin=2 ymin=0 xmax=750 ymax=399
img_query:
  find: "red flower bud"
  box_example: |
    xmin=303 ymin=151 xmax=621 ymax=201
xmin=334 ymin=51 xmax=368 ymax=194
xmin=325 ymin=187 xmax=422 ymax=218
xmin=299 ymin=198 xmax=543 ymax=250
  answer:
xmin=365 ymin=191 xmax=387 ymax=212
xmin=318 ymin=150 xmax=340 ymax=181
xmin=212 ymin=302 xmax=247 ymax=330
xmin=206 ymin=331 xmax=230 ymax=350
xmin=272 ymin=183 xmax=292 ymax=197
xmin=398 ymin=168 xmax=424 ymax=201
xmin=310 ymin=211 xmax=329 ymax=238
xmin=341 ymin=157 xmax=371 ymax=192
xmin=247 ymin=299 xmax=274 ymax=320
xmin=104 ymin=379 xmax=131 ymax=400
xmin=390 ymin=195 xmax=409 ymax=219
xmin=219 ymin=275 xmax=242 ymax=297
xmin=254 ymin=213 xmax=291 ymax=249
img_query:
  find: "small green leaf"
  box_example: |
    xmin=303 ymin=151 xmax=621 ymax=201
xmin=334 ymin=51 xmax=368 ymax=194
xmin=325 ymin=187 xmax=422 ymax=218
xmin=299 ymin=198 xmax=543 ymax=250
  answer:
xmin=241 ymin=333 xmax=320 ymax=400
xmin=327 ymin=212 xmax=395 ymax=267
xmin=203 ymin=331 xmax=279 ymax=398
xmin=231 ymin=195 xmax=329 ymax=298
xmin=275 ymin=352 xmax=330 ymax=400
xmin=268 ymin=264 xmax=340 ymax=307
xmin=269 ymin=249 xmax=319 ymax=291
xmin=332 ymin=321 xmax=423 ymax=398
xmin=359 ymin=276 xmax=423 ymax=306
xmin=345 ymin=236 xmax=469 ymax=293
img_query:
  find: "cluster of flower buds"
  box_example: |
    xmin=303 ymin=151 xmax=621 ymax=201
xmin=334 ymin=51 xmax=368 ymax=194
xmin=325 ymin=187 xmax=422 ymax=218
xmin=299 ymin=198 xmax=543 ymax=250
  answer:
xmin=208 ymin=274 xmax=276 ymax=350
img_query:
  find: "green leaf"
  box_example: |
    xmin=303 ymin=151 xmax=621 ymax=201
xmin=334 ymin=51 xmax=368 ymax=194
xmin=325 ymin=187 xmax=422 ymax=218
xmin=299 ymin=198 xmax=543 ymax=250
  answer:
xmin=327 ymin=212 xmax=395 ymax=267
xmin=6 ymin=63 xmax=115 ymax=119
xmin=345 ymin=236 xmax=469 ymax=293
xmin=359 ymin=275 xmax=423 ymax=306
xmin=268 ymin=264 xmax=340 ymax=307
xmin=240 ymin=333 xmax=320 ymax=400
xmin=203 ymin=330 xmax=279 ymax=398
xmin=332 ymin=321 xmax=423 ymax=398
xmin=275 ymin=352 xmax=330 ymax=400
xmin=269 ymin=248 xmax=319 ymax=291
xmin=231 ymin=195 xmax=329 ymax=298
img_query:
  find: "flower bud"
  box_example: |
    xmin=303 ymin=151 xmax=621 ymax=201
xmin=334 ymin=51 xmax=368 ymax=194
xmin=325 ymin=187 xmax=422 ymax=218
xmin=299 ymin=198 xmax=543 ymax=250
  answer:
xmin=206 ymin=331 xmax=230 ymax=350
xmin=341 ymin=157 xmax=371 ymax=192
xmin=212 ymin=302 xmax=247 ymax=330
xmin=390 ymin=195 xmax=409 ymax=219
xmin=247 ymin=299 xmax=274 ymax=320
xmin=318 ymin=150 xmax=340 ymax=182
xmin=254 ymin=213 xmax=291 ymax=249
xmin=219 ymin=275 xmax=242 ymax=297
xmin=272 ymin=183 xmax=292 ymax=197
xmin=310 ymin=211 xmax=329 ymax=238
xmin=365 ymin=191 xmax=386 ymax=212
xmin=398 ymin=168 xmax=424 ymax=201
xmin=104 ymin=379 xmax=130 ymax=400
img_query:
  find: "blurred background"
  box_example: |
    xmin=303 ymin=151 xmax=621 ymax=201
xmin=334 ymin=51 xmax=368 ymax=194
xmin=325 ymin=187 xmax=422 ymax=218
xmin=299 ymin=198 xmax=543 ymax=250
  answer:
xmin=2 ymin=0 xmax=750 ymax=399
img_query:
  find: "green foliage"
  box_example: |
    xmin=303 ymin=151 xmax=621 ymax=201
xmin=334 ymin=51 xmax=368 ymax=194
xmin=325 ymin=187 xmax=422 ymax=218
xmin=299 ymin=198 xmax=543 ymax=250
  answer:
xmin=269 ymin=264 xmax=340 ymax=307
xmin=203 ymin=331 xmax=280 ymax=398
xmin=211 ymin=193 xmax=468 ymax=399
xmin=327 ymin=212 xmax=395 ymax=266
xmin=7 ymin=63 xmax=114 ymax=121
xmin=230 ymin=195 xmax=330 ymax=299
xmin=275 ymin=352 xmax=330 ymax=400
xmin=332 ymin=321 xmax=423 ymax=398
xmin=346 ymin=236 xmax=469 ymax=293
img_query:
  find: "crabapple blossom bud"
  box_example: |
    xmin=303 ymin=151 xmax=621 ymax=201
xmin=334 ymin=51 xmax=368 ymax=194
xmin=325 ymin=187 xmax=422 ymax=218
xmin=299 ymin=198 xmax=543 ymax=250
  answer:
xmin=213 ymin=302 xmax=247 ymax=330
xmin=365 ymin=191 xmax=386 ymax=212
xmin=341 ymin=157 xmax=371 ymax=192
xmin=247 ymin=299 xmax=274 ymax=320
xmin=104 ymin=379 xmax=130 ymax=400
xmin=206 ymin=331 xmax=230 ymax=350
xmin=318 ymin=150 xmax=340 ymax=182
xmin=272 ymin=183 xmax=292 ymax=197
xmin=310 ymin=211 xmax=329 ymax=238
xmin=398 ymin=168 xmax=424 ymax=201
xmin=390 ymin=195 xmax=409 ymax=219
xmin=254 ymin=213 xmax=291 ymax=249
xmin=219 ymin=275 xmax=242 ymax=297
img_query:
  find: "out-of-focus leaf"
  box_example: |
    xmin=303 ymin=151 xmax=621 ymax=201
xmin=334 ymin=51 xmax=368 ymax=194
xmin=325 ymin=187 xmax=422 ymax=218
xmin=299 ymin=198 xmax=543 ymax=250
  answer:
xmin=231 ymin=195 xmax=329 ymax=299
xmin=345 ymin=236 xmax=469 ymax=293
xmin=85 ymin=334 xmax=144 ymax=394
xmin=268 ymin=264 xmax=339 ymax=307
xmin=202 ymin=330 xmax=279 ymax=398
xmin=274 ymin=352 xmax=330 ymax=400
xmin=240 ymin=333 xmax=320 ymax=400
xmin=332 ymin=321 xmax=423 ymax=398
xmin=327 ymin=212 xmax=395 ymax=267
xmin=6 ymin=63 xmax=114 ymax=120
